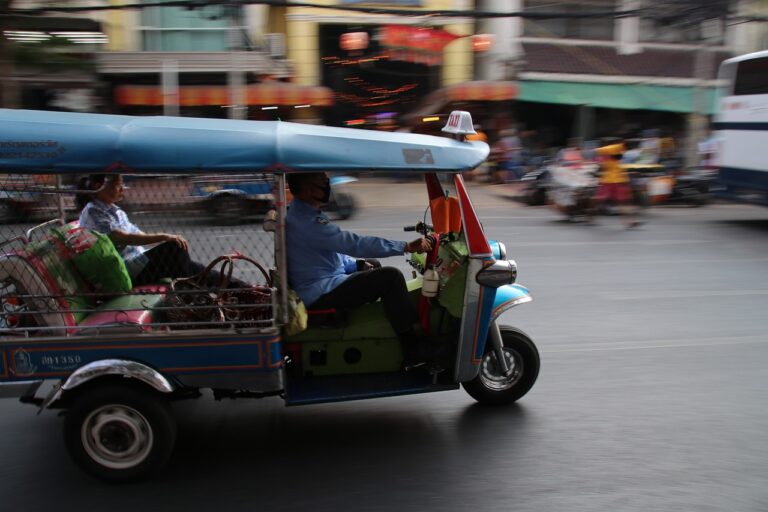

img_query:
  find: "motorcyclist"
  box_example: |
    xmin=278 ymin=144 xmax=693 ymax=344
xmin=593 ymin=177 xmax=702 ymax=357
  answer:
xmin=592 ymin=143 xmax=642 ymax=228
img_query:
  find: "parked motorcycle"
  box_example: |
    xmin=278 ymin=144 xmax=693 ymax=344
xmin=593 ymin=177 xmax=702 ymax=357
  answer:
xmin=519 ymin=164 xmax=551 ymax=206
xmin=667 ymin=166 xmax=716 ymax=206
xmin=547 ymin=160 xmax=600 ymax=221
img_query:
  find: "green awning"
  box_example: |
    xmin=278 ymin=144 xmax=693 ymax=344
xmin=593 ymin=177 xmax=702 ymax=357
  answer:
xmin=518 ymin=80 xmax=718 ymax=115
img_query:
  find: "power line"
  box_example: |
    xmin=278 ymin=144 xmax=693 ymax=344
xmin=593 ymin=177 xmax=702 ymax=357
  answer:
xmin=0 ymin=0 xmax=656 ymax=20
xmin=5 ymin=1 xmax=767 ymax=23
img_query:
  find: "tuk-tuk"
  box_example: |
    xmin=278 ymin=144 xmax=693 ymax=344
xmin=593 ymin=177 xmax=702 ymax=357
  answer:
xmin=0 ymin=109 xmax=539 ymax=481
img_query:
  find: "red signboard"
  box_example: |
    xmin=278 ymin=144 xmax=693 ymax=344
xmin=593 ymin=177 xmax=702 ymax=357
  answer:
xmin=379 ymin=25 xmax=462 ymax=65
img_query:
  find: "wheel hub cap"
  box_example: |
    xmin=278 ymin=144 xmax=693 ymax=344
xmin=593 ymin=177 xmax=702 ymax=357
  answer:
xmin=479 ymin=348 xmax=523 ymax=391
xmin=82 ymin=405 xmax=153 ymax=470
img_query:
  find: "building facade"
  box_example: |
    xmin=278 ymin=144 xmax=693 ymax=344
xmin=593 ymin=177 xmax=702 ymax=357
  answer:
xmin=98 ymin=3 xmax=326 ymax=120
xmin=274 ymin=0 xmax=474 ymax=126
xmin=470 ymin=0 xmax=768 ymax=157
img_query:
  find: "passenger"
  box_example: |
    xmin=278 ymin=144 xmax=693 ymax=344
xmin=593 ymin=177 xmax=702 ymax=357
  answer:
xmin=77 ymin=174 xmax=248 ymax=288
xmin=285 ymin=172 xmax=441 ymax=365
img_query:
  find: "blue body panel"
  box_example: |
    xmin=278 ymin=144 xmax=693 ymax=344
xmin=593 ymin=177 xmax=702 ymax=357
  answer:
xmin=0 ymin=109 xmax=488 ymax=174
xmin=489 ymin=240 xmax=504 ymax=260
xmin=473 ymin=277 xmax=499 ymax=361
xmin=467 ymin=283 xmax=531 ymax=360
xmin=0 ymin=332 xmax=281 ymax=382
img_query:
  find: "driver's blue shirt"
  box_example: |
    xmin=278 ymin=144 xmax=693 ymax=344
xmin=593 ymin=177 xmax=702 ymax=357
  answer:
xmin=286 ymin=198 xmax=406 ymax=306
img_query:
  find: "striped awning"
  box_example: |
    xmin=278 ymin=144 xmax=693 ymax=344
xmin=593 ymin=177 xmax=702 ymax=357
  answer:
xmin=115 ymin=83 xmax=335 ymax=107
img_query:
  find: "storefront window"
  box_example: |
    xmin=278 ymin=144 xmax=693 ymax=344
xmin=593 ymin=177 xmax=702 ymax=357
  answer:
xmin=523 ymin=0 xmax=614 ymax=40
xmin=140 ymin=1 xmax=241 ymax=51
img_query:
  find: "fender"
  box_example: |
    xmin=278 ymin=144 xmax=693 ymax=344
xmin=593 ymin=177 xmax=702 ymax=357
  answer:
xmin=330 ymin=176 xmax=358 ymax=186
xmin=458 ymin=282 xmax=532 ymax=382
xmin=490 ymin=283 xmax=533 ymax=323
xmin=42 ymin=359 xmax=174 ymax=409
xmin=209 ymin=189 xmax=248 ymax=199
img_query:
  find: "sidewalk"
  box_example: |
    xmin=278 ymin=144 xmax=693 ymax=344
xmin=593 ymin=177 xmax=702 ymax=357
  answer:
xmin=346 ymin=177 xmax=525 ymax=209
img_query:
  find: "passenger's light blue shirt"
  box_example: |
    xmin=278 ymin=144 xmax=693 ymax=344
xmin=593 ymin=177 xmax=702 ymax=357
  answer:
xmin=286 ymin=198 xmax=406 ymax=306
xmin=78 ymin=199 xmax=149 ymax=278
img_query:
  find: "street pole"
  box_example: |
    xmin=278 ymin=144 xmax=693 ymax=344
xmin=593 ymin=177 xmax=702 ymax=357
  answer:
xmin=161 ymin=59 xmax=180 ymax=117
xmin=475 ymin=0 xmax=520 ymax=81
xmin=227 ymin=3 xmax=246 ymax=120
xmin=685 ymin=18 xmax=720 ymax=169
xmin=0 ymin=0 xmax=21 ymax=108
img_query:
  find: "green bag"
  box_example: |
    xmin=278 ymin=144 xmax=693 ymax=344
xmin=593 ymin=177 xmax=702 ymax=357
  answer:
xmin=56 ymin=227 xmax=133 ymax=294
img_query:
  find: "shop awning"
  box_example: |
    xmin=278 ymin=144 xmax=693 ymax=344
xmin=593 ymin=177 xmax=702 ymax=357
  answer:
xmin=115 ymin=84 xmax=335 ymax=107
xmin=440 ymin=81 xmax=517 ymax=102
xmin=403 ymin=81 xmax=517 ymax=124
xmin=518 ymin=80 xmax=718 ymax=115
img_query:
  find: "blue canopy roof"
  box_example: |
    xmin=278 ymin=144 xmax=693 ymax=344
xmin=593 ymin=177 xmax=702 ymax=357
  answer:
xmin=0 ymin=109 xmax=488 ymax=174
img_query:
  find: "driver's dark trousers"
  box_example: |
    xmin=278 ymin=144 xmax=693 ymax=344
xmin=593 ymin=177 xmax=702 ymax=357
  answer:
xmin=309 ymin=266 xmax=417 ymax=335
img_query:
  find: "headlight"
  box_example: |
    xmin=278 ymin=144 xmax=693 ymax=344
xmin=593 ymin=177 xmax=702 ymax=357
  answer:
xmin=476 ymin=259 xmax=517 ymax=288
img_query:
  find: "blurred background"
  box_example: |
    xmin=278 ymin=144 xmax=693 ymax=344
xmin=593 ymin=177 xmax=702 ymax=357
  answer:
xmin=3 ymin=4 xmax=768 ymax=509
xmin=0 ymin=0 xmax=762 ymax=169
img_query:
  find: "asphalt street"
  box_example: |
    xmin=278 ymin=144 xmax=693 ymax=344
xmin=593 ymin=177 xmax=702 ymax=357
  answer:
xmin=1 ymin=182 xmax=767 ymax=512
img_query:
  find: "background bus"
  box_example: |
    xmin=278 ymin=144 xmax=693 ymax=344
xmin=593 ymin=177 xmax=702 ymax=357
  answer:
xmin=714 ymin=50 xmax=768 ymax=206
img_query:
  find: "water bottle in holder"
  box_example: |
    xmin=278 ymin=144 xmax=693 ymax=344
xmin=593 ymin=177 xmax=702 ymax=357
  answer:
xmin=422 ymin=266 xmax=439 ymax=298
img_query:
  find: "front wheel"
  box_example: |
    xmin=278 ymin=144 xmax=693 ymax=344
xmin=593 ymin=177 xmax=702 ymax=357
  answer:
xmin=63 ymin=384 xmax=177 ymax=482
xmin=462 ymin=326 xmax=540 ymax=405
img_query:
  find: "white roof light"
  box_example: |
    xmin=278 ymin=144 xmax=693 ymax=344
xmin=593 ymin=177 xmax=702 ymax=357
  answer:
xmin=442 ymin=111 xmax=477 ymax=136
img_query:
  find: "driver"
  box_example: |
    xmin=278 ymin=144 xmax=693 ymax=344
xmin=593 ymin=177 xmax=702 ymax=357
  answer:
xmin=285 ymin=172 xmax=440 ymax=365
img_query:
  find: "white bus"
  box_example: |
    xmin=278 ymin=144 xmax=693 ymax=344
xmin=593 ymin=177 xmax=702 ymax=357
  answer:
xmin=715 ymin=50 xmax=768 ymax=206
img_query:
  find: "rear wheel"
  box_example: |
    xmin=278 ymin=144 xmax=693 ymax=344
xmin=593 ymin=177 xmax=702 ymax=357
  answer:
xmin=462 ymin=326 xmax=540 ymax=405
xmin=211 ymin=194 xmax=247 ymax=225
xmin=63 ymin=384 xmax=176 ymax=482
xmin=527 ymin=187 xmax=547 ymax=206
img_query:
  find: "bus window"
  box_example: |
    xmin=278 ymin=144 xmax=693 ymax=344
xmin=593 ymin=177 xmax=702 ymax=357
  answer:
xmin=734 ymin=57 xmax=768 ymax=95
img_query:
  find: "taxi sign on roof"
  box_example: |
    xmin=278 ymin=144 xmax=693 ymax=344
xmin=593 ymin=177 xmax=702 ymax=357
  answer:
xmin=442 ymin=111 xmax=476 ymax=136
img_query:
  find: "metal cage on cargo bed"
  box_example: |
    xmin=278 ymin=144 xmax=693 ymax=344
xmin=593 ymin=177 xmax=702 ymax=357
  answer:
xmin=0 ymin=173 xmax=278 ymax=340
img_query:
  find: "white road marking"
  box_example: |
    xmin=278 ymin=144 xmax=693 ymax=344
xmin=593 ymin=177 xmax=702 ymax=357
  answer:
xmin=541 ymin=334 xmax=768 ymax=353
xmin=511 ymin=239 xmax=711 ymax=247
xmin=529 ymin=257 xmax=768 ymax=267
xmin=602 ymin=289 xmax=768 ymax=300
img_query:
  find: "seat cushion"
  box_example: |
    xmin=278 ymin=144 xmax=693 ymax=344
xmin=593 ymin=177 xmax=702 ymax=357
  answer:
xmin=78 ymin=287 xmax=166 ymax=332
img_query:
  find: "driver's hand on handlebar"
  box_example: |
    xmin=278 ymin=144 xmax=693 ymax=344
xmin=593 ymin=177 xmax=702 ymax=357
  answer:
xmin=405 ymin=237 xmax=433 ymax=254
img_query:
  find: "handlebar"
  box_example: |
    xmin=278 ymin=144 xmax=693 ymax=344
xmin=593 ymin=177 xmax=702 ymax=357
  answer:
xmin=403 ymin=222 xmax=433 ymax=234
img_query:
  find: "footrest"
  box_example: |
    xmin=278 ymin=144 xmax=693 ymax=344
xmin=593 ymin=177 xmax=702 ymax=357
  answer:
xmin=307 ymin=308 xmax=347 ymax=328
